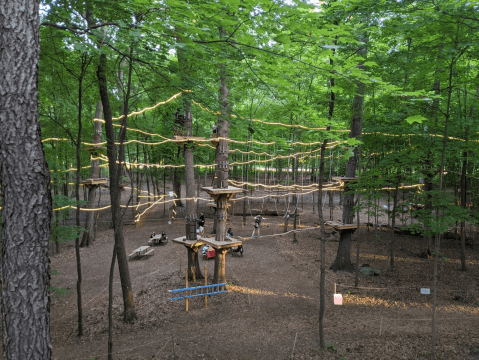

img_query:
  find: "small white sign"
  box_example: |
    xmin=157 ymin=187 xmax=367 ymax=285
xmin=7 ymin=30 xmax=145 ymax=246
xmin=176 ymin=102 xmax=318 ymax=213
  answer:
xmin=420 ymin=288 xmax=430 ymax=295
xmin=334 ymin=294 xmax=343 ymax=305
xmin=169 ymin=191 xmax=174 ymax=197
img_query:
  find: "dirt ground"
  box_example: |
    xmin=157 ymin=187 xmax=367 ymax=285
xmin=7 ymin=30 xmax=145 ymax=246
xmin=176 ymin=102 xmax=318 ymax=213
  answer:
xmin=44 ymin=188 xmax=479 ymax=360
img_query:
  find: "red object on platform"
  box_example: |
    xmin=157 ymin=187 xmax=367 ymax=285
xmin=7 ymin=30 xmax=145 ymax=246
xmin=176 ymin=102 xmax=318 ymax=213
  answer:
xmin=207 ymin=249 xmax=215 ymax=259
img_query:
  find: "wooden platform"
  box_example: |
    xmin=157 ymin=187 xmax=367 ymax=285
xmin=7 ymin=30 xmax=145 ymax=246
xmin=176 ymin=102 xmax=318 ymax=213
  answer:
xmin=172 ymin=235 xmax=242 ymax=249
xmin=209 ymin=138 xmax=220 ymax=146
xmin=201 ymin=186 xmax=243 ymax=195
xmin=325 ymin=221 xmax=357 ymax=231
xmin=172 ymin=135 xmax=206 ymax=146
xmin=80 ymin=178 xmax=108 ymax=186
xmin=207 ymin=202 xmax=231 ymax=208
xmin=332 ymin=176 xmax=358 ymax=183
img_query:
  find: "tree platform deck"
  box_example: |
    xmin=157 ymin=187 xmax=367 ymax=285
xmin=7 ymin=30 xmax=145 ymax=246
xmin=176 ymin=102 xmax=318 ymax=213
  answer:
xmin=201 ymin=186 xmax=243 ymax=201
xmin=207 ymin=202 xmax=231 ymax=208
xmin=201 ymin=186 xmax=243 ymax=195
xmin=208 ymin=138 xmax=220 ymax=146
xmin=172 ymin=135 xmax=206 ymax=146
xmin=325 ymin=221 xmax=357 ymax=231
xmin=332 ymin=176 xmax=358 ymax=183
xmin=80 ymin=178 xmax=108 ymax=186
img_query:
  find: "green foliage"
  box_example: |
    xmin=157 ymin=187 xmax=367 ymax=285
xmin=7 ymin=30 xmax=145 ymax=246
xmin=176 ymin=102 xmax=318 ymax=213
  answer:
xmin=35 ymin=0 xmax=479 ymax=248
xmin=51 ymin=194 xmax=86 ymax=245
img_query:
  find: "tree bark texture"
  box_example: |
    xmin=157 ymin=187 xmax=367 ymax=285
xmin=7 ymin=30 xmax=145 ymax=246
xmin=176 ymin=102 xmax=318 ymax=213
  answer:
xmin=213 ymin=248 xmax=228 ymax=284
xmin=390 ymin=181 xmax=399 ymax=272
xmin=97 ymin=53 xmax=136 ymax=322
xmin=187 ymin=246 xmax=203 ymax=281
xmin=331 ymin=59 xmax=365 ymax=272
xmin=212 ymin=53 xmax=231 ymax=282
xmin=182 ymin=90 xmax=203 ymax=280
xmin=74 ymin=60 xmax=84 ymax=337
xmin=317 ymin=138 xmax=328 ymax=349
xmin=214 ymin=62 xmax=230 ymax=243
xmin=0 ymin=0 xmax=52 ymax=358
xmin=460 ymin=130 xmax=468 ymax=271
xmin=292 ymin=155 xmax=299 ymax=243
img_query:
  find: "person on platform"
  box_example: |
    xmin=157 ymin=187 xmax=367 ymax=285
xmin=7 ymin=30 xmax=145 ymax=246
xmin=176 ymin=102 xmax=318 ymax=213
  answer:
xmin=174 ymin=108 xmax=183 ymax=136
xmin=197 ymin=212 xmax=205 ymax=237
xmin=251 ymin=215 xmax=264 ymax=238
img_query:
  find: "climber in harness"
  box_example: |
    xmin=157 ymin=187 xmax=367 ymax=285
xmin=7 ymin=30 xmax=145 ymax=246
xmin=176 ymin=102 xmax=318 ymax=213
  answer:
xmin=251 ymin=215 xmax=264 ymax=238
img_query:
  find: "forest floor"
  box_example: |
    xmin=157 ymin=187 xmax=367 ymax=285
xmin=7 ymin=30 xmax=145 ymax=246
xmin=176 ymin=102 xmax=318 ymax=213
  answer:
xmin=44 ymin=189 xmax=479 ymax=360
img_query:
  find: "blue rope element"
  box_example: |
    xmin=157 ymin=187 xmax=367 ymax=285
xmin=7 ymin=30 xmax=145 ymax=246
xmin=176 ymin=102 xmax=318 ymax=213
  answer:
xmin=168 ymin=283 xmax=227 ymax=293
xmin=170 ymin=290 xmax=228 ymax=301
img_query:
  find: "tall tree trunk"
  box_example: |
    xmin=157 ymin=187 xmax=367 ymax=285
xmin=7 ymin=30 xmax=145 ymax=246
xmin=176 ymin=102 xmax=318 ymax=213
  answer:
xmin=318 ymin=137 xmax=328 ymax=349
xmin=242 ymin=137 xmax=251 ymax=226
xmin=178 ymin=45 xmax=204 ymax=280
xmin=0 ymin=1 xmax=52 ymax=357
xmin=331 ymin=40 xmax=366 ymax=272
xmin=81 ymin=100 xmax=103 ymax=247
xmin=213 ymin=40 xmax=231 ymax=283
xmin=292 ymin=154 xmax=299 ymax=243
xmin=460 ymin=145 xmax=467 ymax=271
xmin=390 ymin=177 xmax=399 ymax=272
xmin=107 ymin=248 xmax=117 ymax=360
xmin=173 ymin=156 xmax=182 ymax=207
xmin=97 ymin=52 xmax=136 ymax=322
xmin=74 ymin=55 xmax=90 ymax=337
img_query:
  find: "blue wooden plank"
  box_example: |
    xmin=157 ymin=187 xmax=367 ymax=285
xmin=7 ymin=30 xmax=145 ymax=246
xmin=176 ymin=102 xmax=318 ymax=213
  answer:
xmin=170 ymin=290 xmax=228 ymax=301
xmin=168 ymin=283 xmax=227 ymax=294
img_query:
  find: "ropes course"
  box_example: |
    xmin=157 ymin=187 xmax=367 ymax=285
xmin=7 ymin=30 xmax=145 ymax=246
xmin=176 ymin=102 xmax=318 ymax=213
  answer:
xmin=37 ymin=91 xmax=433 ymax=224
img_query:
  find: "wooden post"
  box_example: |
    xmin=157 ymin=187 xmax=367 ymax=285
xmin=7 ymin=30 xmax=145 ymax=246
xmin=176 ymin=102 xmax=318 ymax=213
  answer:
xmin=192 ymin=266 xmax=196 ymax=282
xmin=334 ymin=283 xmax=337 ymax=294
xmin=204 ymin=265 xmax=208 ymax=308
xmin=213 ymin=248 xmax=227 ymax=284
xmin=185 ymin=268 xmax=188 ymax=312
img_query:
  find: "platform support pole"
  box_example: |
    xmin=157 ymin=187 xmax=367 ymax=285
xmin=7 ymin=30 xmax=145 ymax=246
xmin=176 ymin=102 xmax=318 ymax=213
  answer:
xmin=204 ymin=265 xmax=208 ymax=308
xmin=185 ymin=268 xmax=189 ymax=312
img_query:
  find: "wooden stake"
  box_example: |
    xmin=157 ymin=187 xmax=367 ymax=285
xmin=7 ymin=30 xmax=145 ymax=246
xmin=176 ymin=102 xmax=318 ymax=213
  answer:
xmin=185 ymin=268 xmax=188 ymax=312
xmin=204 ymin=265 xmax=208 ymax=309
xmin=173 ymin=336 xmax=177 ymax=359
xmin=291 ymin=331 xmax=298 ymax=359
xmin=334 ymin=283 xmax=337 ymax=294
xmin=192 ymin=266 xmax=196 ymax=282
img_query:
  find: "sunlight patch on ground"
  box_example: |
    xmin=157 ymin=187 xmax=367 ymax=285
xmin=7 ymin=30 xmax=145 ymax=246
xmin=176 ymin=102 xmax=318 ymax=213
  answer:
xmin=226 ymin=285 xmax=314 ymax=300
xmin=344 ymin=294 xmax=479 ymax=315
xmin=360 ymin=253 xmax=479 ymax=265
